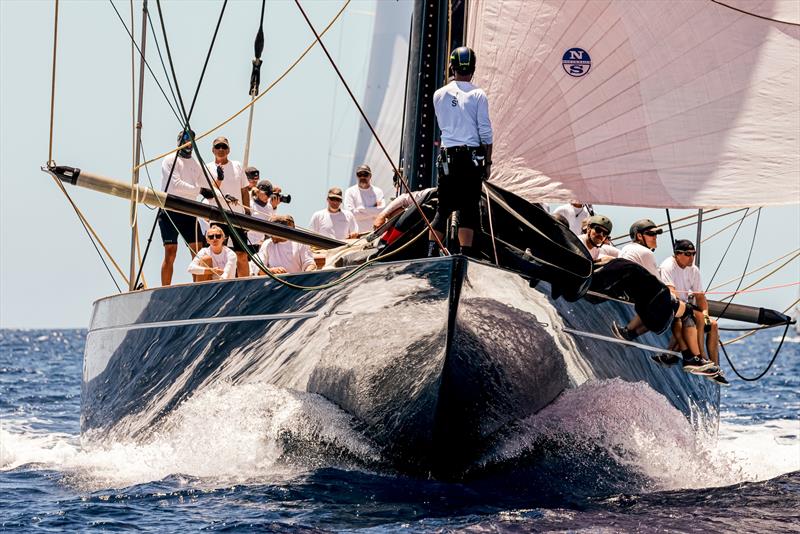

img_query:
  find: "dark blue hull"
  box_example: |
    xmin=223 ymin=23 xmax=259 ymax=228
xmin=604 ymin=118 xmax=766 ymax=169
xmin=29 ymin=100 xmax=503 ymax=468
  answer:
xmin=82 ymin=256 xmax=718 ymax=478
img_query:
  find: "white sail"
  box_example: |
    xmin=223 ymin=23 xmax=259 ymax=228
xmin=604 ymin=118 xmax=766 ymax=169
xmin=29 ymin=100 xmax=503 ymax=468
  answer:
xmin=467 ymin=0 xmax=800 ymax=208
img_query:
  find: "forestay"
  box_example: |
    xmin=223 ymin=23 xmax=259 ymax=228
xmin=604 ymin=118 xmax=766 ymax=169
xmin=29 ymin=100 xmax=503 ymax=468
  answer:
xmin=467 ymin=0 xmax=800 ymax=208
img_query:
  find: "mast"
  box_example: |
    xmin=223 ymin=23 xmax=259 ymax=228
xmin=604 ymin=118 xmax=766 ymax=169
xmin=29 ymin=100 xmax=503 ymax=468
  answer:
xmin=128 ymin=0 xmax=148 ymax=291
xmin=399 ymin=0 xmax=461 ymax=191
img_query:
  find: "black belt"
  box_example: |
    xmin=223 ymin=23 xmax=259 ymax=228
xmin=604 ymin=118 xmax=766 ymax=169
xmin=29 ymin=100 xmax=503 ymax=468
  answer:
xmin=441 ymin=145 xmax=480 ymax=154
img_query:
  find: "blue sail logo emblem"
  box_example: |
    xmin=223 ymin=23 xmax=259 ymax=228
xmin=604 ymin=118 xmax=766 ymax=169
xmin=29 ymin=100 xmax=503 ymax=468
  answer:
xmin=562 ymin=48 xmax=591 ymax=77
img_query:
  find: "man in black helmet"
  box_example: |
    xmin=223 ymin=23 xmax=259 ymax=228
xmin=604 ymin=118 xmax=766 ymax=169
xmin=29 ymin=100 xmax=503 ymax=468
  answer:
xmin=159 ymin=129 xmax=204 ymax=285
xmin=428 ymin=45 xmax=493 ymax=257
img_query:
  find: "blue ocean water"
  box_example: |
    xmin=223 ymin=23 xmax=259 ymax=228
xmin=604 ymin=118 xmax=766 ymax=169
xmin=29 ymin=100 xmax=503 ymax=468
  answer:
xmin=1 ymin=328 xmax=798 ymax=532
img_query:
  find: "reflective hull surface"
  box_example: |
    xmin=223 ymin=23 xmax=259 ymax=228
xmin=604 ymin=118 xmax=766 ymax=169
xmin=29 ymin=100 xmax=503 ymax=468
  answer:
xmin=82 ymin=256 xmax=718 ymax=477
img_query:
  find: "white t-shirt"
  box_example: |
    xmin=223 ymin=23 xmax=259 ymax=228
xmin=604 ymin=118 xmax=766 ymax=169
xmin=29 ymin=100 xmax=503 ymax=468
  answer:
xmin=309 ymin=209 xmax=357 ymax=240
xmin=579 ymin=234 xmax=620 ymax=261
xmin=344 ymin=184 xmax=385 ymax=233
xmin=258 ymin=239 xmax=315 ymax=274
xmin=187 ymin=246 xmax=237 ymax=279
xmin=660 ymin=256 xmax=703 ymax=301
xmin=246 ymin=199 xmax=275 ymax=245
xmin=433 ymin=80 xmax=493 ymax=148
xmin=161 ymin=155 xmax=203 ymax=200
xmin=205 ymin=160 xmax=248 ymax=213
xmin=619 ymin=243 xmax=659 ymax=277
xmin=552 ymin=204 xmax=591 ymax=236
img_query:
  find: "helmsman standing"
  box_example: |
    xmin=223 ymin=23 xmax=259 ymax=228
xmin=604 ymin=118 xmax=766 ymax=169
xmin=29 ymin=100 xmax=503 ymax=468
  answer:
xmin=429 ymin=46 xmax=493 ymax=257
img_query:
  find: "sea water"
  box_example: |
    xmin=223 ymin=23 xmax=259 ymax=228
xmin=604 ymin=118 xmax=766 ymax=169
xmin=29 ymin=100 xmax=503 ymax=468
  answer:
xmin=1 ymin=329 xmax=798 ymax=532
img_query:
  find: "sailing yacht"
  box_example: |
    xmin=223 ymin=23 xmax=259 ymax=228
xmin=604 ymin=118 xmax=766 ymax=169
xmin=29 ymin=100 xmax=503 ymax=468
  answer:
xmin=48 ymin=0 xmax=798 ymax=479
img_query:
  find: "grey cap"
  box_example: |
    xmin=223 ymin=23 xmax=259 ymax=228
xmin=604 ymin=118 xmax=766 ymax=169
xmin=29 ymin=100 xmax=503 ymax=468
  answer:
xmin=244 ymin=166 xmax=260 ymax=179
xmin=355 ymin=164 xmax=372 ymax=175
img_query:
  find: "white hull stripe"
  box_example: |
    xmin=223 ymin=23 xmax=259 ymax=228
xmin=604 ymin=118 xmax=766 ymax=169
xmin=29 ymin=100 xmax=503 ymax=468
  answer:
xmin=88 ymin=312 xmax=319 ymax=335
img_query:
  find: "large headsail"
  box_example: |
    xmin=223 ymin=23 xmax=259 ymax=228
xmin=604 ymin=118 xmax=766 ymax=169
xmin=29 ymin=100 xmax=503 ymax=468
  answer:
xmin=467 ymin=0 xmax=800 ymax=208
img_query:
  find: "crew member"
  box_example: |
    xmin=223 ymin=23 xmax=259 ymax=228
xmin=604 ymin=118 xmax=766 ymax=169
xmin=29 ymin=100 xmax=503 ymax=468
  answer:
xmin=612 ymin=219 xmax=664 ymax=341
xmin=580 ymin=215 xmax=620 ymax=262
xmin=309 ymin=187 xmax=359 ymax=240
xmin=205 ymin=136 xmax=250 ymax=276
xmin=660 ymin=240 xmax=726 ymax=382
xmin=244 ymin=168 xmax=283 ymax=251
xmin=159 ymin=129 xmax=205 ymax=285
xmin=553 ymin=202 xmax=593 ymax=236
xmin=429 ymin=46 xmax=493 ymax=257
xmin=344 ymin=164 xmax=385 ymax=233
xmin=187 ymin=225 xmax=237 ymax=281
xmin=257 ymin=215 xmax=316 ymax=275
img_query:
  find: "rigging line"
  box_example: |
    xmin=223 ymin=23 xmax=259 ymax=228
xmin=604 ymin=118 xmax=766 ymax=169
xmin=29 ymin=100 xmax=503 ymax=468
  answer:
xmin=723 ymin=297 xmax=800 ymax=345
xmin=665 ymin=208 xmax=675 ymax=249
xmin=145 ymin=8 xmax=182 ymax=120
xmin=484 ymin=183 xmax=500 ymax=266
xmin=720 ymin=322 xmax=791 ymax=382
xmin=186 ymin=0 xmax=228 ymax=119
xmin=47 ymin=0 xmax=59 ymax=166
xmin=610 ymin=208 xmax=725 ymax=243
xmin=108 ymin=0 xmax=183 ymax=123
xmin=709 ymin=249 xmax=800 ymax=290
xmin=709 ymin=0 xmax=800 ymax=27
xmin=716 ymin=253 xmax=797 ymax=302
xmin=712 ymin=208 xmax=761 ymax=321
xmin=293 ymin=0 xmax=448 ymax=255
xmin=701 ymin=207 xmax=759 ymax=244
xmin=135 ymin=1 xmax=350 ymax=171
xmin=47 ymin=174 xmax=125 ymax=292
xmin=704 ymin=207 xmax=750 ymax=291
xmin=129 ymin=0 xmax=137 ymax=230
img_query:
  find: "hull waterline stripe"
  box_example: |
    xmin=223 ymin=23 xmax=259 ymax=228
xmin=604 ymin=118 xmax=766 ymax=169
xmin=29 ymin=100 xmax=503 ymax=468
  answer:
xmin=88 ymin=312 xmax=319 ymax=335
xmin=562 ymin=327 xmax=682 ymax=356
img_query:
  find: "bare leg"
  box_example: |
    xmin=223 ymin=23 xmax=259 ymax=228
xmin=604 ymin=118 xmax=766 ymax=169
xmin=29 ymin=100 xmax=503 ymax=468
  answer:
xmin=161 ymin=244 xmax=178 ymax=286
xmin=236 ymin=251 xmax=250 ymax=277
xmin=682 ymin=323 xmax=701 ymax=356
xmin=706 ymin=320 xmax=720 ymax=365
xmin=458 ymin=227 xmax=474 ymax=248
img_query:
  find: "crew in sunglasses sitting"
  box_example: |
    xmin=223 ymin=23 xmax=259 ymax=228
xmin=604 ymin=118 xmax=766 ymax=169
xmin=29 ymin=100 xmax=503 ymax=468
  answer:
xmin=187 ymin=225 xmax=238 ymax=281
xmin=658 ymin=240 xmax=727 ymax=384
xmin=578 ymin=215 xmax=620 ymax=262
xmin=618 ymin=218 xmax=662 ymax=276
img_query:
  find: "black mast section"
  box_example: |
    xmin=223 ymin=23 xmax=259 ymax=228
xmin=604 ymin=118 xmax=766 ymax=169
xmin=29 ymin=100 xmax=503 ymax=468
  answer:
xmin=400 ymin=0 xmax=467 ymax=191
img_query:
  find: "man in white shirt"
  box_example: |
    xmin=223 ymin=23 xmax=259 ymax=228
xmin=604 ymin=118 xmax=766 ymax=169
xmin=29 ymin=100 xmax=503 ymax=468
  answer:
xmin=659 ymin=240 xmax=726 ymax=383
xmin=429 ymin=46 xmax=493 ymax=257
xmin=159 ymin=130 xmax=205 ymax=285
xmin=187 ymin=225 xmax=237 ymax=281
xmin=553 ymin=203 xmax=593 ymax=236
xmin=257 ymin=215 xmax=316 ymax=275
xmin=579 ymin=215 xmax=620 ymax=262
xmin=612 ymin=219 xmax=664 ymax=342
xmin=344 ymin=164 xmax=384 ymax=233
xmin=205 ymin=136 xmax=250 ymax=276
xmin=618 ymin=219 xmax=662 ymax=277
xmin=309 ymin=187 xmax=358 ymax=240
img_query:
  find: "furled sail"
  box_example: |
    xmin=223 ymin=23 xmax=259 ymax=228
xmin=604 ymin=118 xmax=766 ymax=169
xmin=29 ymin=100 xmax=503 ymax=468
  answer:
xmin=467 ymin=0 xmax=800 ymax=208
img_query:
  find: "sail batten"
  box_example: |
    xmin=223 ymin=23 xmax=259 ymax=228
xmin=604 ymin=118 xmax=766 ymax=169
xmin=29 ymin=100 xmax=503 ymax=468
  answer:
xmin=469 ymin=0 xmax=800 ymax=208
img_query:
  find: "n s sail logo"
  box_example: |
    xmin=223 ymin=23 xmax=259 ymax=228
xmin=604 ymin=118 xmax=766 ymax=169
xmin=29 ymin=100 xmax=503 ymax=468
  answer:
xmin=562 ymin=48 xmax=591 ymax=77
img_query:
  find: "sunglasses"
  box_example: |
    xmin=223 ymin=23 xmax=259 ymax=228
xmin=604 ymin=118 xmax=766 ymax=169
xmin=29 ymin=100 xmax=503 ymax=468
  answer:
xmin=213 ymin=144 xmax=229 ymax=150
xmin=328 ymin=197 xmax=342 ymax=201
xmin=356 ymin=172 xmax=370 ymax=177
xmin=590 ymin=225 xmax=609 ymax=237
xmin=678 ymin=251 xmax=696 ymax=256
xmin=643 ymin=230 xmax=661 ymax=236
xmin=206 ymin=233 xmax=224 ymax=240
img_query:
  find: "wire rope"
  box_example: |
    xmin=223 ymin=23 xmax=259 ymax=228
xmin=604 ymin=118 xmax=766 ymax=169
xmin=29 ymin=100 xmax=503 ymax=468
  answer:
xmin=704 ymin=208 xmax=750 ymax=290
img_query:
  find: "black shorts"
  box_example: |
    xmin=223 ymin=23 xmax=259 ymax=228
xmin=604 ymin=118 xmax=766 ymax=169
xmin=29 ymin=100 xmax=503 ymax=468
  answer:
xmin=158 ymin=210 xmax=204 ymax=246
xmin=432 ymin=150 xmax=484 ymax=233
xmin=213 ymin=223 xmax=249 ymax=252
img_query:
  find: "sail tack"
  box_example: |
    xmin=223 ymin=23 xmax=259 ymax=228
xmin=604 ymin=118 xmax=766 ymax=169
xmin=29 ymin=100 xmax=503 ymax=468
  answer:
xmin=467 ymin=0 xmax=800 ymax=208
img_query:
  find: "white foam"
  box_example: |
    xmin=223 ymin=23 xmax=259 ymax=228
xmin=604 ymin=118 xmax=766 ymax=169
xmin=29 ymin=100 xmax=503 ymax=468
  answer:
xmin=1 ymin=382 xmax=379 ymax=491
xmin=485 ymin=378 xmax=800 ymax=491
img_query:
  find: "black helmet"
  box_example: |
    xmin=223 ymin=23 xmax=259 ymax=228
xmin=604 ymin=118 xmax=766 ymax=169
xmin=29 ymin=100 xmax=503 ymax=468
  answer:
xmin=629 ymin=218 xmax=661 ymax=241
xmin=449 ymin=46 xmax=476 ymax=76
